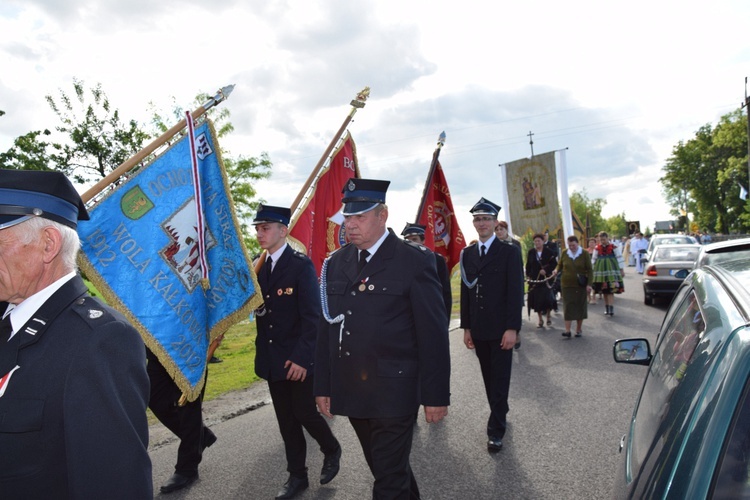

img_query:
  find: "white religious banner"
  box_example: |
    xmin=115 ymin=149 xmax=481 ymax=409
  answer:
xmin=501 ymin=151 xmax=562 ymax=238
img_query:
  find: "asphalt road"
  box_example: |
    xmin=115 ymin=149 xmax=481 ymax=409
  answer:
xmin=148 ymin=268 xmax=671 ymax=499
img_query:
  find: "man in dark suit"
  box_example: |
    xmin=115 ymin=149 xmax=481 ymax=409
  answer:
xmin=254 ymin=204 xmax=341 ymax=500
xmin=315 ymin=179 xmax=451 ymax=500
xmin=0 ymin=169 xmax=152 ymax=498
xmin=460 ymin=197 xmax=524 ymax=453
xmin=401 ymin=222 xmax=452 ymax=323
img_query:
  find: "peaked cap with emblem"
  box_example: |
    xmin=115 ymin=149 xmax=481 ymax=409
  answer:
xmin=0 ymin=169 xmax=89 ymax=230
xmin=470 ymin=197 xmax=501 ymax=217
xmin=401 ymin=222 xmax=426 ymax=237
xmin=252 ymin=204 xmax=292 ymax=226
xmin=341 ymin=178 xmax=390 ymax=216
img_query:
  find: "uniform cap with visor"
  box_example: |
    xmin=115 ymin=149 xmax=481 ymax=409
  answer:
xmin=0 ymin=169 xmax=89 ymax=230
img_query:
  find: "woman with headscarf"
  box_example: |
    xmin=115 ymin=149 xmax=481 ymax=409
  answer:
xmin=592 ymin=231 xmax=625 ymax=316
xmin=525 ymin=233 xmax=557 ymax=328
xmin=552 ymin=235 xmax=593 ymax=337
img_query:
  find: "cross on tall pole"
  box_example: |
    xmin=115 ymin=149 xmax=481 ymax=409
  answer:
xmin=527 ymin=130 xmax=535 ymax=157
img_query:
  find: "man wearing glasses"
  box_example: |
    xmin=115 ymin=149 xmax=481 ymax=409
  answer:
xmin=460 ymin=197 xmax=524 ymax=452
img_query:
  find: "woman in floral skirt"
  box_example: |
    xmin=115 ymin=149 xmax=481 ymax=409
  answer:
xmin=591 ymin=231 xmax=624 ymax=316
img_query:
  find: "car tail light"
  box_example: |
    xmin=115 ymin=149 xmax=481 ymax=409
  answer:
xmin=646 ymin=266 xmax=657 ymax=277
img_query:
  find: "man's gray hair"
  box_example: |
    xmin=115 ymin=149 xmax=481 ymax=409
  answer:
xmin=15 ymin=217 xmax=81 ymax=272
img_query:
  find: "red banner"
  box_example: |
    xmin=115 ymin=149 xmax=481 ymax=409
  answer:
xmin=289 ymin=132 xmax=359 ymax=275
xmin=417 ymin=156 xmax=465 ymax=272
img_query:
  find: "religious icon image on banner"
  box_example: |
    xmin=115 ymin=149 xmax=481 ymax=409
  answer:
xmin=504 ymin=151 xmax=561 ymax=236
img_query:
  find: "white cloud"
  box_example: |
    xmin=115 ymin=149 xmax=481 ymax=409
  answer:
xmin=2 ymin=0 xmax=749 ymax=239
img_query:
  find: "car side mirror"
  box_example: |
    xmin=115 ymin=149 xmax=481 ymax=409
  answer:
xmin=674 ymin=269 xmax=690 ymax=279
xmin=613 ymin=338 xmax=652 ymax=365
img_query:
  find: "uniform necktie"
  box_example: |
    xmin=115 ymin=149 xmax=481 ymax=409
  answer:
xmin=0 ymin=313 xmax=19 ymax=378
xmin=358 ymin=250 xmax=370 ymax=274
xmin=480 ymin=244 xmax=486 ymax=259
xmin=265 ymin=256 xmax=273 ymax=278
xmin=0 ymin=314 xmax=11 ymax=343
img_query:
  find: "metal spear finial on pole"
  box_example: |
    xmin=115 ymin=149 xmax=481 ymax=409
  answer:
xmin=82 ymin=84 xmax=237 ymax=203
xmin=289 ymin=87 xmax=371 ymax=216
xmin=414 ymin=131 xmax=446 ymax=222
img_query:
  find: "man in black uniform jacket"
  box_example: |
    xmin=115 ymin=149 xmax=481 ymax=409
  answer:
xmin=460 ymin=197 xmax=524 ymax=453
xmin=0 ymin=169 xmax=152 ymax=498
xmin=401 ymin=222 xmax=452 ymax=322
xmin=315 ymin=179 xmax=451 ymax=500
xmin=254 ymin=204 xmax=341 ymax=499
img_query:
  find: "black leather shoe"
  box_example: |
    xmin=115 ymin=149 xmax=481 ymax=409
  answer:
xmin=160 ymin=472 xmax=198 ymax=493
xmin=487 ymin=437 xmax=503 ymax=453
xmin=320 ymin=446 xmax=341 ymax=484
xmin=276 ymin=475 xmax=309 ymax=499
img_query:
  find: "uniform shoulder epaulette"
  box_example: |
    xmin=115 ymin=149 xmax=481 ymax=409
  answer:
xmin=403 ymin=239 xmax=429 ymax=253
xmin=292 ymin=250 xmax=308 ymax=260
xmin=328 ymin=242 xmax=351 ymax=258
xmin=71 ymin=295 xmax=116 ymax=323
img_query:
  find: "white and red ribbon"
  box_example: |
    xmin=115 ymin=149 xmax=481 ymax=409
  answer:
xmin=0 ymin=365 xmax=20 ymax=398
xmin=185 ymin=111 xmax=209 ymax=285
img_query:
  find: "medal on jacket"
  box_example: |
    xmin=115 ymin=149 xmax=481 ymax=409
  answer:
xmin=358 ymin=277 xmax=369 ymax=292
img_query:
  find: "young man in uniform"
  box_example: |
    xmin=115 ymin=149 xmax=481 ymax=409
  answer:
xmin=460 ymin=197 xmax=524 ymax=452
xmin=254 ymin=204 xmax=341 ymax=499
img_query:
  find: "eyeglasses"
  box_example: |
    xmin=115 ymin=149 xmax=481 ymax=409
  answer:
xmin=473 ymin=216 xmax=495 ymax=223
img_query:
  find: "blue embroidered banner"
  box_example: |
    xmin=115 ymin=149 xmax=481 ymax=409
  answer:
xmin=78 ymin=121 xmax=262 ymax=400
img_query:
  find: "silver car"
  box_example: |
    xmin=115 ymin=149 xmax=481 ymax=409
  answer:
xmin=644 ymin=234 xmax=697 ymax=263
xmin=642 ymin=244 xmax=701 ymax=305
xmin=694 ymin=237 xmax=750 ymax=269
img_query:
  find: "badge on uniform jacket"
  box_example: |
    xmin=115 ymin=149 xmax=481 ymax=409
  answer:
xmin=0 ymin=365 xmax=20 ymax=398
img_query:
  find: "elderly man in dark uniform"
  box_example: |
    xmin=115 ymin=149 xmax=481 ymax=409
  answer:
xmin=460 ymin=197 xmax=524 ymax=453
xmin=0 ymin=169 xmax=152 ymax=498
xmin=254 ymin=204 xmax=341 ymax=500
xmin=401 ymin=222 xmax=452 ymax=322
xmin=315 ymin=179 xmax=451 ymax=500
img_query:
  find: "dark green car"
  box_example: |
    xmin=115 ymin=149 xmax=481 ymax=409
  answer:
xmin=613 ymin=257 xmax=750 ymax=498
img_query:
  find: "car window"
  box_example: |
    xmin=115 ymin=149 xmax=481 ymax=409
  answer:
xmin=712 ymin=378 xmax=750 ymax=498
xmin=706 ymin=249 xmax=750 ymax=267
xmin=630 ymin=289 xmax=707 ymax=479
xmin=654 ymin=247 xmax=699 ymax=262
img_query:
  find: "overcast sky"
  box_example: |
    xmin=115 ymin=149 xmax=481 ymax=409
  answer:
xmin=2 ymin=0 xmax=748 ymax=237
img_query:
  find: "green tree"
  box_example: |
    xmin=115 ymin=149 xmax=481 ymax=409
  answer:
xmin=570 ymin=189 xmax=607 ymax=236
xmin=604 ymin=213 xmax=627 ymax=238
xmin=0 ymin=129 xmax=53 ymax=171
xmin=660 ymin=108 xmax=749 ymax=233
xmin=44 ymin=79 xmax=149 ymax=183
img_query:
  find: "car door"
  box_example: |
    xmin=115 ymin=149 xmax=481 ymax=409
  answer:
xmin=622 ymin=285 xmax=709 ymax=498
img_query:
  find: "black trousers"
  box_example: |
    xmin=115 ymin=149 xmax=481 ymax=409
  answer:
xmin=349 ymin=414 xmax=420 ymax=500
xmin=473 ymin=338 xmax=513 ymax=439
xmin=146 ymin=349 xmax=214 ymax=476
xmin=268 ymin=377 xmax=339 ymax=477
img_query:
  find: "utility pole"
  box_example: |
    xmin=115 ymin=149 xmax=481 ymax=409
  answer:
xmin=527 ymin=130 xmax=535 ymax=157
